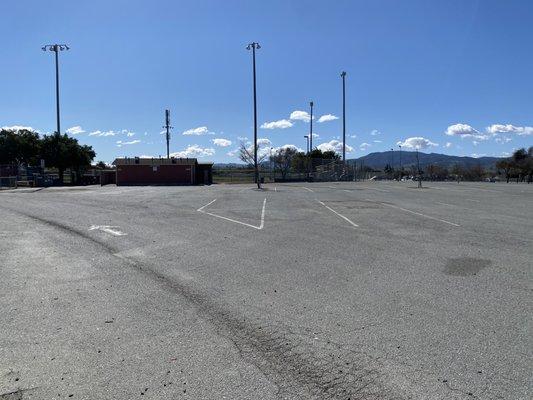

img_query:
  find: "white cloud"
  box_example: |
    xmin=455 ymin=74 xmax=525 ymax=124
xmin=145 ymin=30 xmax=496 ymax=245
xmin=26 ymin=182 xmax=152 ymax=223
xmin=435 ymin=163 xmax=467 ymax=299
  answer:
xmin=494 ymin=136 xmax=512 ymax=144
xmin=370 ymin=130 xmax=380 ymax=136
xmin=373 ymin=140 xmax=382 ymax=143
xmin=212 ymin=138 xmax=232 ymax=147
xmin=260 ymin=119 xmax=293 ymax=129
xmin=66 ymin=126 xmax=85 ymax=135
xmin=470 ymin=153 xmax=486 ymax=158
xmin=360 ymin=142 xmax=371 ymax=150
xmin=1 ymin=125 xmax=38 ymax=133
xmin=89 ymin=130 xmax=120 ymax=137
xmin=289 ymin=110 xmax=311 ymax=122
xmin=257 ymin=138 xmax=272 ymax=146
xmin=317 ymin=140 xmax=353 ymax=153
xmin=227 ymin=149 xmax=239 ymax=157
xmin=126 ymin=132 xmax=135 ymax=137
xmin=116 ymin=139 xmax=141 ymax=147
xmin=170 ymin=145 xmax=215 ymax=158
xmin=486 ymin=124 xmax=533 ymax=136
xmin=349 ymin=134 xmax=357 ymax=139
xmin=271 ymin=144 xmax=304 ymax=154
xmin=182 ymin=126 xmax=213 ymax=136
xmin=237 ymin=136 xmax=248 ymax=141
xmin=445 ymin=142 xmax=453 ymax=148
xmin=445 ymin=123 xmax=489 ymax=140
xmin=317 ymin=114 xmax=338 ymax=123
xmin=396 ymin=137 xmax=438 ymax=149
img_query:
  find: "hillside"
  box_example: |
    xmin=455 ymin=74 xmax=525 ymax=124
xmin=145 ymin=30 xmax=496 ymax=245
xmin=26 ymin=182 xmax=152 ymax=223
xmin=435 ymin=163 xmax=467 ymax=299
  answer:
xmin=349 ymin=151 xmax=502 ymax=170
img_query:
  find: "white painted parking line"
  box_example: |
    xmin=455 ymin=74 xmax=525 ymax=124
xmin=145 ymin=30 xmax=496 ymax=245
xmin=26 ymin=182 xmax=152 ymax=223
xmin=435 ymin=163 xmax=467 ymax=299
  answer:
xmin=302 ymin=187 xmax=314 ymax=192
xmin=197 ymin=198 xmax=267 ymax=230
xmin=374 ymin=201 xmax=461 ymax=227
xmin=436 ymin=201 xmax=455 ymax=207
xmin=197 ymin=198 xmax=217 ymax=212
xmin=89 ymin=225 xmax=127 ymax=236
xmin=317 ymin=200 xmax=359 ymax=228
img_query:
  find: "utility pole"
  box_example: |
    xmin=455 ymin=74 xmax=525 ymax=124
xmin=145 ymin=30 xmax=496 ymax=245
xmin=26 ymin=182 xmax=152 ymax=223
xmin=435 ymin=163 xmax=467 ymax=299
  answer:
xmin=42 ymin=44 xmax=69 ymax=135
xmin=341 ymin=71 xmax=346 ymax=167
xmin=246 ymin=42 xmax=261 ymax=189
xmin=163 ymin=109 xmax=173 ymax=159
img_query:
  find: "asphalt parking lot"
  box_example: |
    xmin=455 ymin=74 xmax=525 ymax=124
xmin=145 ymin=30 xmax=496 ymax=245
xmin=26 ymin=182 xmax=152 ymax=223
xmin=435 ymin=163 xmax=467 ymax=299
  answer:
xmin=1 ymin=181 xmax=531 ymax=399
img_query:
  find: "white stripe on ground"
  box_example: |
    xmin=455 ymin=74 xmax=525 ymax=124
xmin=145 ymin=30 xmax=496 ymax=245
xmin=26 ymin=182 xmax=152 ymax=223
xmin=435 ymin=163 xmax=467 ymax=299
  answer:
xmin=197 ymin=198 xmax=267 ymax=230
xmin=317 ymin=200 xmax=359 ymax=228
xmin=436 ymin=201 xmax=456 ymax=207
xmin=302 ymin=187 xmax=314 ymax=192
xmin=197 ymin=198 xmax=217 ymax=212
xmin=375 ymin=201 xmax=460 ymax=227
xmin=466 ymin=198 xmax=481 ymax=203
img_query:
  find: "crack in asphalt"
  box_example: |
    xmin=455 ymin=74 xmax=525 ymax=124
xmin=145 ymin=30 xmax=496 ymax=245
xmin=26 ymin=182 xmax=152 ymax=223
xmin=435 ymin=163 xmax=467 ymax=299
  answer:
xmin=2 ymin=207 xmax=403 ymax=399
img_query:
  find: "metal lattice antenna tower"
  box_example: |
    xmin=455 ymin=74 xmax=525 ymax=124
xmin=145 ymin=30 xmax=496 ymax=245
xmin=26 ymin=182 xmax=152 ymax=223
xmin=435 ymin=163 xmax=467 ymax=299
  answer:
xmin=163 ymin=109 xmax=173 ymax=159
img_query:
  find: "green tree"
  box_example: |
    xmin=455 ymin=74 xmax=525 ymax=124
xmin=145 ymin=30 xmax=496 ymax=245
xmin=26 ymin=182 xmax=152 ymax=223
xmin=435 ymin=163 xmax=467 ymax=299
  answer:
xmin=40 ymin=132 xmax=95 ymax=183
xmin=271 ymin=147 xmax=298 ymax=179
xmin=496 ymin=159 xmax=513 ymax=183
xmin=0 ymin=128 xmax=41 ymax=165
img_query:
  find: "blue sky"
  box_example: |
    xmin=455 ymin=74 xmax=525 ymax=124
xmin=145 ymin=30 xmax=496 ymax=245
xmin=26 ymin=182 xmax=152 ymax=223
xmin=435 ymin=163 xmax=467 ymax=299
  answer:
xmin=1 ymin=0 xmax=532 ymax=163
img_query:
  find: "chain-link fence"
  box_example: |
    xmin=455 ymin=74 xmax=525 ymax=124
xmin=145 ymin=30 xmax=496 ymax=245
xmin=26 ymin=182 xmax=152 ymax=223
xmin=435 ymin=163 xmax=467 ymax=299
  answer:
xmin=0 ymin=176 xmax=17 ymax=189
xmin=213 ymin=159 xmax=377 ymax=184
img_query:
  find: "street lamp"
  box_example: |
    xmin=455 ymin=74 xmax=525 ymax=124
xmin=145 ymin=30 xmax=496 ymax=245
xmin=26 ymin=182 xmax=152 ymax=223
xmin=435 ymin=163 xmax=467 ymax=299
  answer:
xmin=42 ymin=44 xmax=70 ymax=135
xmin=341 ymin=71 xmax=346 ymax=166
xmin=309 ymin=101 xmax=314 ymax=150
xmin=246 ymin=42 xmax=261 ymax=189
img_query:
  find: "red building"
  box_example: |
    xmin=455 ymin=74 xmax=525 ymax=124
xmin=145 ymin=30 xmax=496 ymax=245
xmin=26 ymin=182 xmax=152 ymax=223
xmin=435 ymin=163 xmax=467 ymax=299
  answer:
xmin=113 ymin=157 xmax=212 ymax=186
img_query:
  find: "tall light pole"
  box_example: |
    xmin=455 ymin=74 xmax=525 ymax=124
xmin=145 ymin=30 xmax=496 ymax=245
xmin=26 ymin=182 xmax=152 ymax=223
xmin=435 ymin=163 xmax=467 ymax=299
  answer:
xmin=309 ymin=101 xmax=314 ymax=180
xmin=304 ymin=135 xmax=310 ymax=181
xmin=309 ymin=101 xmax=314 ymax=150
xmin=42 ymin=44 xmax=69 ymax=135
xmin=398 ymin=144 xmax=402 ymax=179
xmin=246 ymin=42 xmax=261 ymax=188
xmin=341 ymin=71 xmax=346 ymax=166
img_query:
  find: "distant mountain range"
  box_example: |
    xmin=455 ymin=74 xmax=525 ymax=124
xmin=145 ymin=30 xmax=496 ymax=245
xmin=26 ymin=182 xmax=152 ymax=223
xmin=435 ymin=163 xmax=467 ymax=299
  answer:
xmin=349 ymin=150 xmax=502 ymax=169
xmin=213 ymin=151 xmax=503 ymax=170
